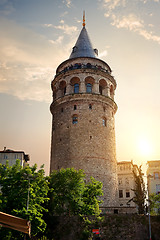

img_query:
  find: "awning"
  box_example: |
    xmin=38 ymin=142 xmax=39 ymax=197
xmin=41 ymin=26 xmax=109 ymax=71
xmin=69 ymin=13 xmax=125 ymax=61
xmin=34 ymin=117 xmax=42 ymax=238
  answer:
xmin=0 ymin=211 xmax=31 ymax=236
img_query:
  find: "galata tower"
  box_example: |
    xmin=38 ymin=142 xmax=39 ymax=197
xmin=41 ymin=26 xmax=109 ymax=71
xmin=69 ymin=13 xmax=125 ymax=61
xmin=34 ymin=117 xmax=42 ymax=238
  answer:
xmin=50 ymin=14 xmax=118 ymax=207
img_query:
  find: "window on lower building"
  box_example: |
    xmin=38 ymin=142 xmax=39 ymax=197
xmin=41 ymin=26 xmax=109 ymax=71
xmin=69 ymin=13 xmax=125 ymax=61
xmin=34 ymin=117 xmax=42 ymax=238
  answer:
xmin=156 ymin=184 xmax=160 ymax=194
xmin=72 ymin=115 xmax=78 ymax=124
xmin=15 ymin=154 xmax=19 ymax=159
xmin=118 ymin=178 xmax=122 ymax=185
xmin=74 ymin=105 xmax=77 ymax=110
xmin=114 ymin=209 xmax=118 ymax=214
xmin=126 ymin=191 xmax=130 ymax=198
xmin=154 ymin=172 xmax=159 ymax=179
xmin=119 ymin=190 xmax=123 ymax=198
xmin=125 ymin=178 xmax=129 ymax=185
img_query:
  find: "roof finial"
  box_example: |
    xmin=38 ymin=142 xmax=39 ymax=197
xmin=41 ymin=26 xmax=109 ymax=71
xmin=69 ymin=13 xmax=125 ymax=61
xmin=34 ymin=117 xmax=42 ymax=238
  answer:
xmin=83 ymin=11 xmax=85 ymax=27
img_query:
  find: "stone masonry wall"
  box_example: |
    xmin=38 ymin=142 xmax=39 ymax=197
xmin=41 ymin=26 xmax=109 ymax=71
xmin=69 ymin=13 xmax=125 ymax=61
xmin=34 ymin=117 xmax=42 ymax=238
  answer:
xmin=50 ymin=57 xmax=118 ymax=207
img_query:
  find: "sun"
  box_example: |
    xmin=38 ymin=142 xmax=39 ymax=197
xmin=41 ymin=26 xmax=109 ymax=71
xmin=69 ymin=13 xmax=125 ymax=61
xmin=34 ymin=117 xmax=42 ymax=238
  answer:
xmin=138 ymin=138 xmax=153 ymax=157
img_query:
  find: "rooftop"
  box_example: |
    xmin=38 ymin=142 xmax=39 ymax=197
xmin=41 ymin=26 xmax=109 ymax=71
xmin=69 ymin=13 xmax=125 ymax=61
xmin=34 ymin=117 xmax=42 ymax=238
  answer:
xmin=69 ymin=13 xmax=98 ymax=59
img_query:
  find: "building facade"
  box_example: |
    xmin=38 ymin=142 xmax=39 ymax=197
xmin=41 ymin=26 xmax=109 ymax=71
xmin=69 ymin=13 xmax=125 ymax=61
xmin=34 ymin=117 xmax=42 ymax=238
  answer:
xmin=0 ymin=147 xmax=30 ymax=167
xmin=50 ymin=18 xmax=118 ymax=207
xmin=117 ymin=161 xmax=138 ymax=212
xmin=147 ymin=160 xmax=160 ymax=195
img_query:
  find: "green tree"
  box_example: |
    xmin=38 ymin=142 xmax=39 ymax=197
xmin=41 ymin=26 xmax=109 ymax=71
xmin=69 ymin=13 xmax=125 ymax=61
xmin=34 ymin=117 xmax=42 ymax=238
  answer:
xmin=48 ymin=168 xmax=85 ymax=216
xmin=81 ymin=177 xmax=103 ymax=216
xmin=48 ymin=168 xmax=103 ymax=216
xmin=132 ymin=165 xmax=146 ymax=214
xmin=149 ymin=193 xmax=160 ymax=215
xmin=0 ymin=160 xmax=49 ymax=239
xmin=45 ymin=168 xmax=103 ymax=239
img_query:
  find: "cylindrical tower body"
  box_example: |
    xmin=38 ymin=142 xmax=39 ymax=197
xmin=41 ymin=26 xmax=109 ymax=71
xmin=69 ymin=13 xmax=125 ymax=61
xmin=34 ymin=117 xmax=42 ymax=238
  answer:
xmin=50 ymin=26 xmax=118 ymax=207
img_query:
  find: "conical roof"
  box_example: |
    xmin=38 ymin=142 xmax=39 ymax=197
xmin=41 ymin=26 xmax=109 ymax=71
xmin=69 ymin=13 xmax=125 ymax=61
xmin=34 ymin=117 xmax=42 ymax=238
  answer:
xmin=69 ymin=26 xmax=97 ymax=59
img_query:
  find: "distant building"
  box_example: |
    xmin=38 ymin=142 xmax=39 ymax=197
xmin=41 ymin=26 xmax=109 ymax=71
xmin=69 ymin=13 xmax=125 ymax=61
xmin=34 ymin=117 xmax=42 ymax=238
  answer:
xmin=117 ymin=161 xmax=138 ymax=210
xmin=147 ymin=160 xmax=160 ymax=195
xmin=0 ymin=147 xmax=30 ymax=167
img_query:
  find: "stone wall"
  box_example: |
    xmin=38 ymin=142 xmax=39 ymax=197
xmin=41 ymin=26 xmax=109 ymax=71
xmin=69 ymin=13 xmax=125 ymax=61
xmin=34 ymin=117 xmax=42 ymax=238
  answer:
xmin=50 ymin=57 xmax=118 ymax=207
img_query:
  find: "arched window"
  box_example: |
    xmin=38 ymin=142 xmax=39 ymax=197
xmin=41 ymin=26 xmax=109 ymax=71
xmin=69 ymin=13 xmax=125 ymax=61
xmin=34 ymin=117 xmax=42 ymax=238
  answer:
xmin=63 ymin=87 xmax=66 ymax=95
xmin=86 ymin=83 xmax=92 ymax=93
xmin=59 ymin=81 xmax=66 ymax=97
xmin=99 ymin=79 xmax=107 ymax=95
xmin=74 ymin=83 xmax=79 ymax=93
xmin=86 ymin=63 xmax=92 ymax=68
xmin=110 ymin=85 xmax=114 ymax=98
xmin=72 ymin=115 xmax=78 ymax=124
xmin=99 ymin=85 xmax=103 ymax=95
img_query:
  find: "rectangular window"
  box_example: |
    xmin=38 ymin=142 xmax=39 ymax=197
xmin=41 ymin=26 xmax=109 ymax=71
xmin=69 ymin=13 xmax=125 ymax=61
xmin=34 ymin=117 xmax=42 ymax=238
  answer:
xmin=126 ymin=191 xmax=130 ymax=198
xmin=118 ymin=178 xmax=122 ymax=185
xmin=72 ymin=116 xmax=78 ymax=124
xmin=74 ymin=105 xmax=77 ymax=110
xmin=154 ymin=172 xmax=159 ymax=179
xmin=156 ymin=184 xmax=160 ymax=194
xmin=119 ymin=190 xmax=123 ymax=198
xmin=125 ymin=178 xmax=129 ymax=185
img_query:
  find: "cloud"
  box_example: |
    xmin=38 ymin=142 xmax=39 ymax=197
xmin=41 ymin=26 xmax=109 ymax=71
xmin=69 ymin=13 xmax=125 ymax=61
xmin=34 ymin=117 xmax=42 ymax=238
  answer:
xmin=0 ymin=64 xmax=53 ymax=102
xmin=43 ymin=23 xmax=53 ymax=28
xmin=62 ymin=0 xmax=72 ymax=8
xmin=99 ymin=50 xmax=108 ymax=58
xmin=54 ymin=22 xmax=77 ymax=35
xmin=103 ymin=0 xmax=126 ymax=10
xmin=49 ymin=36 xmax=64 ymax=44
xmin=138 ymin=29 xmax=160 ymax=43
xmin=60 ymin=11 xmax=68 ymax=17
xmin=0 ymin=17 xmax=76 ymax=102
xmin=111 ymin=14 xmax=144 ymax=31
xmin=110 ymin=14 xmax=160 ymax=44
xmin=102 ymin=0 xmax=160 ymax=45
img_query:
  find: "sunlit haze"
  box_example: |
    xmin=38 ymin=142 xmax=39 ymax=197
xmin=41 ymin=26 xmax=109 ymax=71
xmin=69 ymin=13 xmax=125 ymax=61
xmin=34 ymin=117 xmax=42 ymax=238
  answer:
xmin=0 ymin=0 xmax=160 ymax=175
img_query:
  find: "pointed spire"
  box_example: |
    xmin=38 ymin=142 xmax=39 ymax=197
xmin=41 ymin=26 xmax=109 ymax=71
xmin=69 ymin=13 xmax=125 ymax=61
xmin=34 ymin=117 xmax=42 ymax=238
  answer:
xmin=69 ymin=12 xmax=97 ymax=59
xmin=83 ymin=11 xmax=85 ymax=27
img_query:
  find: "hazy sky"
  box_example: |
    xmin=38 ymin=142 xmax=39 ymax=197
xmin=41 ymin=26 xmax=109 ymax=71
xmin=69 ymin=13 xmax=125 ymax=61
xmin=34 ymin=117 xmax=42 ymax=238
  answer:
xmin=0 ymin=0 xmax=160 ymax=175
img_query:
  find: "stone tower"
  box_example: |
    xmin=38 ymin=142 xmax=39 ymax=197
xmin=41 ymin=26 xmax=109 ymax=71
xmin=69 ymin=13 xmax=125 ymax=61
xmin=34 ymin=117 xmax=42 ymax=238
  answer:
xmin=50 ymin=16 xmax=118 ymax=207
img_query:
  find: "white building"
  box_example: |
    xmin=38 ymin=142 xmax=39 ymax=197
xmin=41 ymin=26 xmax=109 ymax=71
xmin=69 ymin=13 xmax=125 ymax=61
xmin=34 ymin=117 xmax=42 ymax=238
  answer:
xmin=147 ymin=160 xmax=160 ymax=195
xmin=117 ymin=161 xmax=138 ymax=210
xmin=0 ymin=147 xmax=30 ymax=167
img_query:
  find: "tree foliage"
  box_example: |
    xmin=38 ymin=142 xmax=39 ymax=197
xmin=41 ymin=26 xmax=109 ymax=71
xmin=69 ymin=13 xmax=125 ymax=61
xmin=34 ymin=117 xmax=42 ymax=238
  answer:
xmin=149 ymin=193 xmax=160 ymax=215
xmin=45 ymin=168 xmax=103 ymax=239
xmin=48 ymin=168 xmax=103 ymax=216
xmin=0 ymin=163 xmax=103 ymax=239
xmin=0 ymin=160 xmax=49 ymax=239
xmin=132 ymin=165 xmax=146 ymax=214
